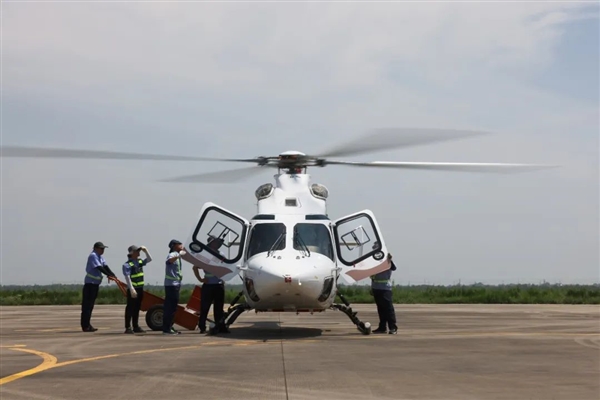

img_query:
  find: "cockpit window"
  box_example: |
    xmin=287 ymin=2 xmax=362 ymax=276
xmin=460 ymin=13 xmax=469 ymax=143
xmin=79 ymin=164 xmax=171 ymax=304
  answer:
xmin=293 ymin=223 xmax=334 ymax=260
xmin=247 ymin=223 xmax=286 ymax=258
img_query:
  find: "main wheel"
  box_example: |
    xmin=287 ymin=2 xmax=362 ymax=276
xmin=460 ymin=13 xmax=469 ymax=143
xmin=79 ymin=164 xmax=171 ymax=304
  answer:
xmin=145 ymin=304 xmax=164 ymax=331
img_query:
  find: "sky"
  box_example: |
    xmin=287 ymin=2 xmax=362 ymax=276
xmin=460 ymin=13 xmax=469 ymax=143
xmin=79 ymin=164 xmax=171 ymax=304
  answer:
xmin=1 ymin=1 xmax=598 ymax=286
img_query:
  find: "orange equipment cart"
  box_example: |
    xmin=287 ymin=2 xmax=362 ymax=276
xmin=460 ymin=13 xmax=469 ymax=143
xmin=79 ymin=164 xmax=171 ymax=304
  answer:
xmin=112 ymin=277 xmax=202 ymax=331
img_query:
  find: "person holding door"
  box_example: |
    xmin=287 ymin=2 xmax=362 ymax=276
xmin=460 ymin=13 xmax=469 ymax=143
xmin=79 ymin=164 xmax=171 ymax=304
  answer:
xmin=194 ymin=237 xmax=228 ymax=334
xmin=371 ymin=252 xmax=398 ymax=334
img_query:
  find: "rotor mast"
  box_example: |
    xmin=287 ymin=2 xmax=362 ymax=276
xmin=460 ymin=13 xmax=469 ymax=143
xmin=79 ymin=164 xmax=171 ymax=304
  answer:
xmin=254 ymin=152 xmax=329 ymax=217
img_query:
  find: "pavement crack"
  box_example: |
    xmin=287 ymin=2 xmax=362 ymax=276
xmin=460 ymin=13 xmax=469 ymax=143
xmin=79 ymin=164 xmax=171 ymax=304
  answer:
xmin=278 ymin=313 xmax=290 ymax=400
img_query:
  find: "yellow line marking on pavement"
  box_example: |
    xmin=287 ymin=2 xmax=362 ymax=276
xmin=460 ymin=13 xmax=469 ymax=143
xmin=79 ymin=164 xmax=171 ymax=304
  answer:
xmin=0 ymin=347 xmax=58 ymax=386
xmin=0 ymin=339 xmax=261 ymax=386
xmin=53 ymin=345 xmax=206 ymax=368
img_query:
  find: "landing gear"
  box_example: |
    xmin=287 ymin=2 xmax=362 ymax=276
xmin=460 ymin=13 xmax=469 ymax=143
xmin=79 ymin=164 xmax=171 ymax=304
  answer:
xmin=331 ymin=292 xmax=372 ymax=335
xmin=208 ymin=291 xmax=252 ymax=335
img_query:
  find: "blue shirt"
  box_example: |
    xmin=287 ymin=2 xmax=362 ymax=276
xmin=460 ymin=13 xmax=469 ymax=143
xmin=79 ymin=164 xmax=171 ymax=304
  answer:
xmin=371 ymin=268 xmax=393 ymax=291
xmin=84 ymin=251 xmax=106 ymax=284
xmin=164 ymin=252 xmax=183 ymax=287
xmin=204 ymin=250 xmax=224 ymax=285
xmin=204 ymin=271 xmax=223 ymax=285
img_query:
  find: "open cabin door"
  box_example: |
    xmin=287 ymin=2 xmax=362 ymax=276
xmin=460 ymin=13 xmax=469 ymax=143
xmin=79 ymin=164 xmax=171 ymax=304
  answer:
xmin=183 ymin=202 xmax=249 ymax=282
xmin=332 ymin=210 xmax=390 ymax=284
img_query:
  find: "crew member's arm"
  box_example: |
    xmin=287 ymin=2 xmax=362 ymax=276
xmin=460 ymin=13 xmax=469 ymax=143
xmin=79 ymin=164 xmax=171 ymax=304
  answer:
xmin=167 ymin=250 xmax=187 ymax=264
xmin=98 ymin=264 xmax=116 ymax=277
xmin=140 ymin=246 xmax=153 ymax=264
xmin=122 ymin=263 xmax=137 ymax=297
xmin=122 ymin=263 xmax=130 ymax=287
xmin=192 ymin=266 xmax=206 ymax=283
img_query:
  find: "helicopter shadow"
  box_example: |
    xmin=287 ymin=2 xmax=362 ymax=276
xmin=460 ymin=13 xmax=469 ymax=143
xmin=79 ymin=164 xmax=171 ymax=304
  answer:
xmin=211 ymin=321 xmax=323 ymax=341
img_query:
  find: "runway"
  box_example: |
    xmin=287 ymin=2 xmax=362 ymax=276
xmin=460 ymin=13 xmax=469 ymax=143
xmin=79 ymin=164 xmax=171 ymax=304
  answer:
xmin=1 ymin=304 xmax=599 ymax=399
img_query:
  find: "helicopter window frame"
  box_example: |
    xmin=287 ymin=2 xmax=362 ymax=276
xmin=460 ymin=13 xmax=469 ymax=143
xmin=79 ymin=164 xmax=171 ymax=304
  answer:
xmin=190 ymin=205 xmax=248 ymax=264
xmin=340 ymin=226 xmax=371 ymax=251
xmin=332 ymin=212 xmax=383 ymax=267
xmin=246 ymin=222 xmax=287 ymax=259
xmin=293 ymin=222 xmax=335 ymax=261
xmin=206 ymin=221 xmax=240 ymax=249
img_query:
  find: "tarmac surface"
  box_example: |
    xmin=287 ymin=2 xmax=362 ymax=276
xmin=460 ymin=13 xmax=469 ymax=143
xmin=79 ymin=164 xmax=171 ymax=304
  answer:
xmin=1 ymin=303 xmax=599 ymax=400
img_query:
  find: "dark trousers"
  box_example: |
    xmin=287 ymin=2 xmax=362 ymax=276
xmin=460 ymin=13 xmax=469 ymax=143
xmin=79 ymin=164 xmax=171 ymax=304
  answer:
xmin=81 ymin=283 xmax=100 ymax=329
xmin=125 ymin=286 xmax=144 ymax=329
xmin=162 ymin=285 xmax=180 ymax=333
xmin=198 ymin=284 xmax=225 ymax=329
xmin=373 ymin=289 xmax=397 ymax=330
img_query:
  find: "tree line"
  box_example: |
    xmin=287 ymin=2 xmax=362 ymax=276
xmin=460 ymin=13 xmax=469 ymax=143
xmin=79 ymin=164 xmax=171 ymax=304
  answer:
xmin=1 ymin=283 xmax=598 ymax=305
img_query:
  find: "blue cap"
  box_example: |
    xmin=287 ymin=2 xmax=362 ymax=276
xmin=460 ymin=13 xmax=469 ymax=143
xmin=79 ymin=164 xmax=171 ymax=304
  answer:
xmin=168 ymin=239 xmax=182 ymax=249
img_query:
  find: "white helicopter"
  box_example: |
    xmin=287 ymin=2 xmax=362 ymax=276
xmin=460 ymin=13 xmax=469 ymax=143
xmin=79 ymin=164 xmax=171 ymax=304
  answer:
xmin=1 ymin=128 xmax=555 ymax=335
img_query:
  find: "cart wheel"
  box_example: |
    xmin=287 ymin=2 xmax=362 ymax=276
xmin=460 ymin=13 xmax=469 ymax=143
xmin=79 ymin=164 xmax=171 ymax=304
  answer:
xmin=145 ymin=304 xmax=164 ymax=331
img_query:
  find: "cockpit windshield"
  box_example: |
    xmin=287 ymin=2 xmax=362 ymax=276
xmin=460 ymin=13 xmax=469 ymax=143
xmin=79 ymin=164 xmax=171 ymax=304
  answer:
xmin=247 ymin=223 xmax=286 ymax=258
xmin=293 ymin=223 xmax=334 ymax=260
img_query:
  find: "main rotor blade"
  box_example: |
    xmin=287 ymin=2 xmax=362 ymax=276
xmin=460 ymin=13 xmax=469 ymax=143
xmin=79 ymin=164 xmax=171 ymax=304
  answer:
xmin=324 ymin=160 xmax=559 ymax=173
xmin=315 ymin=128 xmax=491 ymax=158
xmin=0 ymin=145 xmax=259 ymax=163
xmin=158 ymin=166 xmax=268 ymax=183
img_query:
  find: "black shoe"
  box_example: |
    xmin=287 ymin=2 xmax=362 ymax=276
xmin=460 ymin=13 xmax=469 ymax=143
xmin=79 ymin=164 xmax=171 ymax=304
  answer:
xmin=199 ymin=327 xmax=206 ymax=334
xmin=124 ymin=327 xmax=134 ymax=334
xmin=133 ymin=327 xmax=145 ymax=333
xmin=373 ymin=328 xmax=387 ymax=334
xmin=388 ymin=329 xmax=398 ymax=335
xmin=82 ymin=326 xmax=98 ymax=332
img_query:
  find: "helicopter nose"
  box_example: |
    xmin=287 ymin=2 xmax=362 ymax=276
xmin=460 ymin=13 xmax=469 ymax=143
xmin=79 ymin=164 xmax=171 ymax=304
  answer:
xmin=244 ymin=257 xmax=332 ymax=308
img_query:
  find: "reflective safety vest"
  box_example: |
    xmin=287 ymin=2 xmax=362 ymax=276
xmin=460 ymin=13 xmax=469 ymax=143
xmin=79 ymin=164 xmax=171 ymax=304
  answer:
xmin=128 ymin=259 xmax=145 ymax=287
xmin=165 ymin=257 xmax=182 ymax=283
xmin=371 ymin=276 xmax=390 ymax=284
xmin=86 ymin=273 xmax=102 ymax=282
xmin=370 ymin=268 xmax=392 ymax=290
xmin=204 ymin=271 xmax=222 ymax=285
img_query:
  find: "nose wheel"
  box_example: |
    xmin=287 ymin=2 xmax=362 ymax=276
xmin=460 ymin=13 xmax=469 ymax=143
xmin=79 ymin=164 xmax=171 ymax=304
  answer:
xmin=331 ymin=292 xmax=372 ymax=335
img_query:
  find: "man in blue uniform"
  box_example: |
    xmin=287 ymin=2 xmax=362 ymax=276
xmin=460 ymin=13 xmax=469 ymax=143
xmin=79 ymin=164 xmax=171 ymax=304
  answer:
xmin=81 ymin=241 xmax=117 ymax=332
xmin=122 ymin=245 xmax=153 ymax=334
xmin=371 ymin=253 xmax=398 ymax=334
xmin=193 ymin=237 xmax=228 ymax=334
xmin=163 ymin=239 xmax=186 ymax=335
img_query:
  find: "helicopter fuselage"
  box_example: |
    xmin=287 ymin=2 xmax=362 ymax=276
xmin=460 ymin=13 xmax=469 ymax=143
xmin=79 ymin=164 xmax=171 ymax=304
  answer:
xmin=183 ymin=167 xmax=391 ymax=313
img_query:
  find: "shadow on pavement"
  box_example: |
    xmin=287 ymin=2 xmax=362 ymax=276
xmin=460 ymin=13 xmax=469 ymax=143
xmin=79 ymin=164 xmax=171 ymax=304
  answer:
xmin=207 ymin=320 xmax=324 ymax=341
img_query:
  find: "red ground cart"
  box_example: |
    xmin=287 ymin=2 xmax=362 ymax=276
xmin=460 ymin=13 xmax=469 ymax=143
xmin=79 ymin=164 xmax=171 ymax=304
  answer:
xmin=112 ymin=277 xmax=202 ymax=331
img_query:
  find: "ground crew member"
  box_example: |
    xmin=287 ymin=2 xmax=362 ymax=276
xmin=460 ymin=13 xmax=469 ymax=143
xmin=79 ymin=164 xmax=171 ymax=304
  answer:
xmin=163 ymin=239 xmax=186 ymax=335
xmin=193 ymin=237 xmax=228 ymax=334
xmin=122 ymin=245 xmax=153 ymax=334
xmin=371 ymin=252 xmax=398 ymax=334
xmin=81 ymin=241 xmax=117 ymax=332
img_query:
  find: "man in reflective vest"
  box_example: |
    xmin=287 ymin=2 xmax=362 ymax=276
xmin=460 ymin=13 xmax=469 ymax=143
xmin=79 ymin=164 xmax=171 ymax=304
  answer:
xmin=81 ymin=241 xmax=117 ymax=332
xmin=122 ymin=245 xmax=153 ymax=334
xmin=163 ymin=239 xmax=186 ymax=335
xmin=193 ymin=237 xmax=228 ymax=334
xmin=371 ymin=253 xmax=398 ymax=334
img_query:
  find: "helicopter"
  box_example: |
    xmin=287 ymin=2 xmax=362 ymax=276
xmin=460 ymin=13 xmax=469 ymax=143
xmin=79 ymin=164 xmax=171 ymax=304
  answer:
xmin=1 ymin=128 xmax=556 ymax=335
